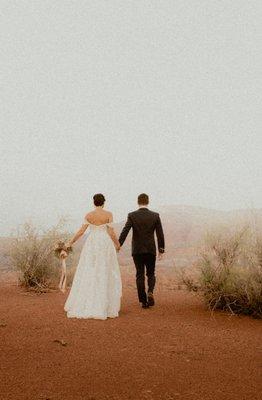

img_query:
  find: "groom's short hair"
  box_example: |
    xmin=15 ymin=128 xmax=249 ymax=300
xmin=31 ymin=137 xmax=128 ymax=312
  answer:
xmin=138 ymin=193 xmax=149 ymax=205
xmin=93 ymin=193 xmax=105 ymax=206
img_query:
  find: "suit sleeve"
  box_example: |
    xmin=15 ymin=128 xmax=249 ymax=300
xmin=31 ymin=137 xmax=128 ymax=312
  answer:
xmin=119 ymin=214 xmax=132 ymax=246
xmin=156 ymin=214 xmax=165 ymax=253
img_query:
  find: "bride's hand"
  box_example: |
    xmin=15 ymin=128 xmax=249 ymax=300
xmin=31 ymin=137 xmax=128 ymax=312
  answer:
xmin=60 ymin=250 xmax=68 ymax=259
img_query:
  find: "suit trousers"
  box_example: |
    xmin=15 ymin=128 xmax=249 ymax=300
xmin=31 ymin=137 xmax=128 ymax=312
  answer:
xmin=132 ymin=253 xmax=156 ymax=303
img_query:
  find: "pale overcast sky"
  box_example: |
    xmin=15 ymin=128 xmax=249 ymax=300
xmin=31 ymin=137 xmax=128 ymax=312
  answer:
xmin=1 ymin=1 xmax=262 ymax=234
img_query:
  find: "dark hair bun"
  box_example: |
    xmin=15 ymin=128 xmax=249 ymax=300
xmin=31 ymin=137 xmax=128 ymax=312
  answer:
xmin=93 ymin=193 xmax=105 ymax=206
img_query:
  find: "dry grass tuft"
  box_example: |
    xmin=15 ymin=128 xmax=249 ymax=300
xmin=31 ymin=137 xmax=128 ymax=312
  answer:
xmin=181 ymin=226 xmax=262 ymax=318
xmin=10 ymin=218 xmax=73 ymax=291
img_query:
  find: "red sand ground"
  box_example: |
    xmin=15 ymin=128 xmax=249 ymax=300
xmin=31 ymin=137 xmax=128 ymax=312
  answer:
xmin=0 ymin=268 xmax=261 ymax=400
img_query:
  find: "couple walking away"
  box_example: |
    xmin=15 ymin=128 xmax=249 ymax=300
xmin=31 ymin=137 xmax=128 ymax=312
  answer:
xmin=64 ymin=193 xmax=165 ymax=320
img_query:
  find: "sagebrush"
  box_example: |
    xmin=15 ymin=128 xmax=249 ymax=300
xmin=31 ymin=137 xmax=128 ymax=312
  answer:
xmin=10 ymin=218 xmax=75 ymax=291
xmin=181 ymin=227 xmax=262 ymax=318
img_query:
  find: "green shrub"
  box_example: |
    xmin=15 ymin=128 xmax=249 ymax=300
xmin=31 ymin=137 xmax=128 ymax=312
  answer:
xmin=181 ymin=227 xmax=262 ymax=318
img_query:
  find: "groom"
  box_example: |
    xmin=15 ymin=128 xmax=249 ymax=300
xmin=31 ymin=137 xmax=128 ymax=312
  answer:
xmin=119 ymin=193 xmax=165 ymax=309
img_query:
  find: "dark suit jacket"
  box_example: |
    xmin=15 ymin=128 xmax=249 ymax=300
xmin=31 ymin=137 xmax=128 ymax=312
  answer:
xmin=119 ymin=208 xmax=165 ymax=256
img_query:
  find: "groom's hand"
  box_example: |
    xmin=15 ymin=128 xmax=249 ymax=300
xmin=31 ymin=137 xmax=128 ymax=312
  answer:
xmin=158 ymin=252 xmax=164 ymax=261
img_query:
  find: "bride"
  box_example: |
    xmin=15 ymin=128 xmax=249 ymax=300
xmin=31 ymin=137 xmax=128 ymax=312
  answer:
xmin=64 ymin=193 xmax=122 ymax=320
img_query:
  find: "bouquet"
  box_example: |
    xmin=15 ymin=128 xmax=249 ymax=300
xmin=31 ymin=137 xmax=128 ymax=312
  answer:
xmin=54 ymin=241 xmax=73 ymax=259
xmin=54 ymin=241 xmax=73 ymax=293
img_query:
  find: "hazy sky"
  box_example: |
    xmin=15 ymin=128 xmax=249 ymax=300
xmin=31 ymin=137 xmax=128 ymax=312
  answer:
xmin=1 ymin=1 xmax=262 ymax=235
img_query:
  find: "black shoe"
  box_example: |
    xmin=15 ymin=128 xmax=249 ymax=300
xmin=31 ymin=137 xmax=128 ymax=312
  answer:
xmin=141 ymin=302 xmax=149 ymax=309
xmin=148 ymin=292 xmax=155 ymax=307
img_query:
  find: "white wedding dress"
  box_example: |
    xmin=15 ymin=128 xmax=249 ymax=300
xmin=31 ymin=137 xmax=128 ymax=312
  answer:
xmin=64 ymin=222 xmax=122 ymax=320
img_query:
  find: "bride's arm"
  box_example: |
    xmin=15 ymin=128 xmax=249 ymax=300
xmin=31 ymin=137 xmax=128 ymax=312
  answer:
xmin=66 ymin=219 xmax=89 ymax=247
xmin=107 ymin=213 xmax=120 ymax=251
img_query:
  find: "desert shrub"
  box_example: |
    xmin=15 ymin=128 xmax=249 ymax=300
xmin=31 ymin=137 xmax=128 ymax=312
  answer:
xmin=181 ymin=227 xmax=262 ymax=318
xmin=10 ymin=218 xmax=73 ymax=291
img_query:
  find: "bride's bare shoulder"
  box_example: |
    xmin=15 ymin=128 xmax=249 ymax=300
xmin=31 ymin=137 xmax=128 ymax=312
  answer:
xmin=104 ymin=210 xmax=113 ymax=216
xmin=84 ymin=211 xmax=95 ymax=221
xmin=103 ymin=209 xmax=113 ymax=217
xmin=105 ymin=211 xmax=113 ymax=224
xmin=84 ymin=209 xmax=113 ymax=223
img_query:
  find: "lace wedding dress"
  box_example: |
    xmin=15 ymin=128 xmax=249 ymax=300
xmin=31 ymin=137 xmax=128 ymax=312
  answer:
xmin=64 ymin=222 xmax=122 ymax=320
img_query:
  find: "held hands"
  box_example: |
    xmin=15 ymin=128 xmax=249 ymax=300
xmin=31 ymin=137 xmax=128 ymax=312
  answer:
xmin=115 ymin=243 xmax=121 ymax=252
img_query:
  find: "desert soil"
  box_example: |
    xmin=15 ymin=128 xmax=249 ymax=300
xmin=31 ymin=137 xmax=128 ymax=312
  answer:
xmin=0 ymin=267 xmax=261 ymax=400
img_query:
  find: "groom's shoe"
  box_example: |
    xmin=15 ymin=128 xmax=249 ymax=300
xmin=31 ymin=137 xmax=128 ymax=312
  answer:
xmin=148 ymin=292 xmax=155 ymax=307
xmin=141 ymin=302 xmax=149 ymax=309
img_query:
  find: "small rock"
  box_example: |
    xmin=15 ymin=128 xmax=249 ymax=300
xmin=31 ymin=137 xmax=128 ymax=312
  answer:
xmin=53 ymin=339 xmax=67 ymax=346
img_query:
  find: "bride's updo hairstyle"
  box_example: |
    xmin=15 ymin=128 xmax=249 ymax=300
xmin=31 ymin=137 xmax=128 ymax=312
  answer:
xmin=93 ymin=193 xmax=105 ymax=207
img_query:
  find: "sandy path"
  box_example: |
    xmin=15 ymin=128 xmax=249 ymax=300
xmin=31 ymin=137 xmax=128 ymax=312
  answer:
xmin=0 ymin=268 xmax=261 ymax=400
